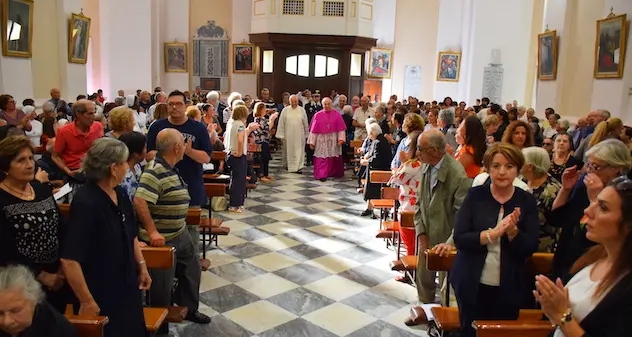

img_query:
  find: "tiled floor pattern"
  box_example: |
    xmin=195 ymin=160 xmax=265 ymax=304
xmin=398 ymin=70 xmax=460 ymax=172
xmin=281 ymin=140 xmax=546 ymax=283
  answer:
xmin=172 ymin=157 xmax=428 ymax=337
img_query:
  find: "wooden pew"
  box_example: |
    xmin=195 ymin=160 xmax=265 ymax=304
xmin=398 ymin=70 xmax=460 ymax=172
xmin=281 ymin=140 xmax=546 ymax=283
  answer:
xmin=350 ymin=139 xmax=364 ymax=177
xmin=427 ymin=251 xmax=554 ymax=336
xmin=141 ymin=246 xmax=188 ymax=326
xmin=201 ymin=183 xmax=231 ymax=258
xmin=368 ymin=170 xmax=395 ymax=228
xmin=66 ymin=316 xmax=109 ymax=337
xmin=474 ymin=320 xmax=554 ymax=337
xmin=59 ymin=203 xmax=70 ymax=219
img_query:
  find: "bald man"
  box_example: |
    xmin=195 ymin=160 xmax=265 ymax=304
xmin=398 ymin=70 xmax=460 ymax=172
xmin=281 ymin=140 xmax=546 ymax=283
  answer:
xmin=48 ymin=88 xmax=70 ymax=116
xmin=352 ymin=96 xmax=375 ymax=140
xmin=307 ymin=97 xmax=347 ymax=181
xmin=134 ymin=127 xmax=211 ymax=325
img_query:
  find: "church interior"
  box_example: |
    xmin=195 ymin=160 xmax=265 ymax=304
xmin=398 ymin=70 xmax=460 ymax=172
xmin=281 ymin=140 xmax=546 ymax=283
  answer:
xmin=0 ymin=0 xmax=632 ymax=337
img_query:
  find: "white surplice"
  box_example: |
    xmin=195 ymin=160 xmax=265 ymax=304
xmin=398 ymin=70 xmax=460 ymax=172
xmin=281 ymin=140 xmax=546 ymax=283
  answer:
xmin=277 ymin=106 xmax=309 ymax=172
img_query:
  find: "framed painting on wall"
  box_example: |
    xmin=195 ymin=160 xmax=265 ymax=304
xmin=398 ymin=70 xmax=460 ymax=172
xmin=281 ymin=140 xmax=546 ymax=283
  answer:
xmin=68 ymin=13 xmax=91 ymax=64
xmin=436 ymin=51 xmax=461 ymax=82
xmin=368 ymin=48 xmax=393 ymax=79
xmin=164 ymin=42 xmax=188 ymax=73
xmin=2 ymin=0 xmax=33 ymax=58
xmin=537 ymin=30 xmax=557 ymax=80
xmin=233 ymin=43 xmax=254 ymax=73
xmin=594 ymin=13 xmax=627 ymax=78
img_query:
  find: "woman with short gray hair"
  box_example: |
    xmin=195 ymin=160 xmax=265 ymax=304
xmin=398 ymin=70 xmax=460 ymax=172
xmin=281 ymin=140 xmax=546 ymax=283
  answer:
xmin=61 ymin=138 xmax=151 ymax=337
xmin=360 ymin=122 xmax=394 ymax=217
xmin=0 ymin=265 xmax=75 ymax=336
xmin=438 ymin=108 xmax=458 ymax=151
xmin=551 ymin=138 xmax=632 ymax=280
xmin=521 ymin=147 xmax=562 ymax=252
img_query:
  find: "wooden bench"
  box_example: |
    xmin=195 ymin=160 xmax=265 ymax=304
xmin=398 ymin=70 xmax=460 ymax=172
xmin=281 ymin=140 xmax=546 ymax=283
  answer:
xmin=367 ymin=171 xmax=395 ymax=227
xmin=474 ymin=320 xmax=554 ymax=337
xmin=202 ymin=183 xmax=231 ymax=257
xmin=350 ymin=140 xmax=364 ymax=176
xmin=427 ymin=251 xmax=554 ymax=336
xmin=66 ymin=316 xmax=109 ymax=337
xmin=59 ymin=203 xmax=70 ymax=219
xmin=141 ymin=246 xmax=188 ymax=326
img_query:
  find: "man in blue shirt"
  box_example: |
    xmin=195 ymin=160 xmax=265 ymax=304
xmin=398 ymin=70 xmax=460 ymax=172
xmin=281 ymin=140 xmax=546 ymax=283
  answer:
xmin=146 ymin=90 xmax=212 ymax=266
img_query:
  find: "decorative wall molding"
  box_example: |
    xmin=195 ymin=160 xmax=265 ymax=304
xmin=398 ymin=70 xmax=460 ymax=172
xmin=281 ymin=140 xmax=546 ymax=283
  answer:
xmin=192 ymin=21 xmax=229 ymax=92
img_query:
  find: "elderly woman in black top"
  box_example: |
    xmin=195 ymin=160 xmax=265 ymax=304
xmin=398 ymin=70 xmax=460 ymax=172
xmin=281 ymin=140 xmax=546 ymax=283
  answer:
xmin=61 ymin=138 xmax=151 ymax=337
xmin=0 ymin=136 xmax=69 ymax=313
xmin=550 ymin=139 xmax=632 ymax=282
xmin=451 ymin=143 xmax=539 ymax=337
xmin=0 ymin=265 xmax=75 ymax=337
xmin=360 ymin=123 xmax=394 ymax=217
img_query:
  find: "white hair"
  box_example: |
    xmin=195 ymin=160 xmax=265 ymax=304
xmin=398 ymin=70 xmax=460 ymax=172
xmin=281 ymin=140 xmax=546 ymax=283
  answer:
xmin=0 ymin=265 xmax=44 ymax=304
xmin=58 ymin=118 xmax=69 ymax=126
xmin=367 ymin=122 xmax=382 ymax=136
xmin=598 ymin=109 xmax=611 ymax=119
xmin=587 ymin=139 xmax=632 ymax=174
xmin=206 ymin=91 xmax=220 ymax=101
xmin=227 ymin=92 xmax=242 ymax=107
xmin=365 ymin=117 xmax=377 ymax=125
xmin=522 ymin=147 xmax=551 ymax=177
xmin=42 ymin=101 xmax=55 ymax=113
xmin=342 ymin=105 xmax=353 ymax=115
xmin=22 ymin=105 xmax=35 ymax=114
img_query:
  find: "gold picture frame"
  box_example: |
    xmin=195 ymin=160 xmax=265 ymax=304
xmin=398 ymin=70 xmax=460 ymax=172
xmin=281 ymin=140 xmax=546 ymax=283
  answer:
xmin=233 ymin=43 xmax=255 ymax=74
xmin=594 ymin=13 xmax=627 ymax=79
xmin=537 ymin=30 xmax=558 ymax=80
xmin=436 ymin=51 xmax=461 ymax=82
xmin=68 ymin=13 xmax=91 ymax=64
xmin=164 ymin=42 xmax=188 ymax=73
xmin=1 ymin=0 xmax=34 ymax=58
xmin=368 ymin=48 xmax=393 ymax=79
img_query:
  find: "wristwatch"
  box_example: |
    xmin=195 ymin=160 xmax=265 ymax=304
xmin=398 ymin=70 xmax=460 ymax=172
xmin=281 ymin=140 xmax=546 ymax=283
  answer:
xmin=558 ymin=309 xmax=573 ymax=327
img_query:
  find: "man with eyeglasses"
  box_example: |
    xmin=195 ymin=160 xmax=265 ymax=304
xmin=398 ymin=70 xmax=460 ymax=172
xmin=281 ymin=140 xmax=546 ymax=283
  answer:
xmin=405 ymin=130 xmax=471 ymax=326
xmin=145 ymin=90 xmax=212 ymax=272
xmin=542 ymin=137 xmax=554 ymax=156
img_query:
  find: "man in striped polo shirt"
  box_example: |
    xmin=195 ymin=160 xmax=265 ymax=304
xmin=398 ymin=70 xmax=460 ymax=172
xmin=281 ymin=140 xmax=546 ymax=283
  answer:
xmin=134 ymin=128 xmax=211 ymax=325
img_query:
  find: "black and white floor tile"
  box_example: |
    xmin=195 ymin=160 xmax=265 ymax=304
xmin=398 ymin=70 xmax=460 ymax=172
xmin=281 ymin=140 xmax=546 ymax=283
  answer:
xmin=171 ymin=156 xmax=428 ymax=337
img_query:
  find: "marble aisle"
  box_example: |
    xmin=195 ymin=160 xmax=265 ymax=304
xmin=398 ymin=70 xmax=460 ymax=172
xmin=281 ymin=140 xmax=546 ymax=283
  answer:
xmin=172 ymin=156 xmax=429 ymax=337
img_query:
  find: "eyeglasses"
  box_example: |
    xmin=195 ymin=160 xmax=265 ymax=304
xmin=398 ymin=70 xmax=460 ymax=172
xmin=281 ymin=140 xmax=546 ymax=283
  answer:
xmin=417 ymin=145 xmax=436 ymax=152
xmin=586 ymin=162 xmax=609 ymax=172
xmin=543 ymin=142 xmax=553 ymax=146
xmin=168 ymin=102 xmax=185 ymax=108
xmin=610 ymin=176 xmax=632 ymax=191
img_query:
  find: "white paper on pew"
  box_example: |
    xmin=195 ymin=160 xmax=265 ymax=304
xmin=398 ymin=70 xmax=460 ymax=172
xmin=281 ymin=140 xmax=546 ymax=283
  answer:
xmin=202 ymin=163 xmax=215 ymax=172
xmin=53 ymin=183 xmax=72 ymax=200
xmin=420 ymin=303 xmax=441 ymax=321
xmin=216 ymin=174 xmax=230 ymax=179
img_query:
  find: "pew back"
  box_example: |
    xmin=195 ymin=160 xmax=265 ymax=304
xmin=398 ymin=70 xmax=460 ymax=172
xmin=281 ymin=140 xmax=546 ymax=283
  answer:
xmin=66 ymin=316 xmax=109 ymax=337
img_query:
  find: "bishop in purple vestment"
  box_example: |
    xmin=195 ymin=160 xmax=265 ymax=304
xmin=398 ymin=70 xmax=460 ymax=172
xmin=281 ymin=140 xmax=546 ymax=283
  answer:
xmin=307 ymin=98 xmax=347 ymax=181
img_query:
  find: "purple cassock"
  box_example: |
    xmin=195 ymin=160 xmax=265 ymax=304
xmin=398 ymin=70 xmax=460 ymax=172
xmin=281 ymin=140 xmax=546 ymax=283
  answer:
xmin=307 ymin=109 xmax=347 ymax=180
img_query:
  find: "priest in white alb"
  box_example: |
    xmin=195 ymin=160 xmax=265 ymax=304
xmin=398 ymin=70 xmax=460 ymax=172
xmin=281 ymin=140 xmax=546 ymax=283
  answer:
xmin=276 ymin=95 xmax=309 ymax=173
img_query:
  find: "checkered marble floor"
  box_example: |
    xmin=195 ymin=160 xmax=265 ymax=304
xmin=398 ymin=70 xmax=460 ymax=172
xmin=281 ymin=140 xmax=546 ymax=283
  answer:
xmin=172 ymin=156 xmax=429 ymax=337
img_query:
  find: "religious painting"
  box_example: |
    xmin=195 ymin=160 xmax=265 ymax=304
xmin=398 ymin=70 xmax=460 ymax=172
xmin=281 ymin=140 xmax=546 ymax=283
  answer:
xmin=436 ymin=51 xmax=461 ymax=82
xmin=1 ymin=0 xmax=33 ymax=58
xmin=68 ymin=13 xmax=91 ymax=64
xmin=164 ymin=42 xmax=188 ymax=72
xmin=368 ymin=48 xmax=393 ymax=79
xmin=594 ymin=14 xmax=627 ymax=78
xmin=233 ymin=43 xmax=254 ymax=73
xmin=537 ymin=30 xmax=557 ymax=80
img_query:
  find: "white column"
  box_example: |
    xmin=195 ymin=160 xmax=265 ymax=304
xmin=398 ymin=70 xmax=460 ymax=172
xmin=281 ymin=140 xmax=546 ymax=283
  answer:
xmin=232 ymin=0 xmax=256 ymax=95
xmin=535 ymin=0 xmax=569 ymax=114
xmin=57 ymin=0 xmax=87 ymax=100
xmin=99 ymin=0 xmax=152 ymax=99
xmin=392 ymin=0 xmax=439 ymax=100
xmin=590 ymin=0 xmax=632 ymax=123
xmin=463 ymin=0 xmax=535 ymax=105
xmin=433 ymin=0 xmax=467 ymax=102
xmin=155 ymin=0 xmax=190 ymax=92
xmin=373 ymin=0 xmax=396 ymax=99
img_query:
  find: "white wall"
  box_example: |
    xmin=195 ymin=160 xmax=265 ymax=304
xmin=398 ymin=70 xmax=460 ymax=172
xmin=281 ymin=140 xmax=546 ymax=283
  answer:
xmin=232 ymin=0 xmax=256 ymax=96
xmin=158 ymin=0 xmax=190 ymax=92
xmin=433 ymin=0 xmax=466 ymax=102
xmin=57 ymin=0 xmax=87 ymax=100
xmin=99 ymin=0 xmax=152 ymax=98
xmin=392 ymin=0 xmax=439 ymax=100
xmin=0 ymin=58 xmax=33 ymax=103
xmin=590 ymin=0 xmax=632 ymax=124
xmin=372 ymin=0 xmax=396 ymax=98
xmin=465 ymin=0 xmax=534 ymax=105
xmin=535 ymin=0 xmax=567 ymax=113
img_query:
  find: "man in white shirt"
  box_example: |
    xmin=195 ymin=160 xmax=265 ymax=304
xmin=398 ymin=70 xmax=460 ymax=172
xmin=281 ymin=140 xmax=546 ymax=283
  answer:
xmin=147 ymin=92 xmax=167 ymax=124
xmin=517 ymin=106 xmax=529 ymax=122
xmin=352 ymin=96 xmax=374 ymax=140
xmin=23 ymin=106 xmax=42 ymax=148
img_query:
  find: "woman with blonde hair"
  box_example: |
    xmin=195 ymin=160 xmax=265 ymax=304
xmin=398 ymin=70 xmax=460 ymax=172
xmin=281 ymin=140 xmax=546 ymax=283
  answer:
xmin=185 ymin=106 xmax=202 ymax=122
xmin=574 ymin=117 xmax=623 ymax=162
xmin=105 ymin=106 xmax=135 ymax=139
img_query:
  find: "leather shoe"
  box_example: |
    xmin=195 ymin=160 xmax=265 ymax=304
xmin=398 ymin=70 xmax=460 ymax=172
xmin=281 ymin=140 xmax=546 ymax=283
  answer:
xmin=404 ymin=306 xmax=428 ymax=326
xmin=186 ymin=311 xmax=211 ymax=324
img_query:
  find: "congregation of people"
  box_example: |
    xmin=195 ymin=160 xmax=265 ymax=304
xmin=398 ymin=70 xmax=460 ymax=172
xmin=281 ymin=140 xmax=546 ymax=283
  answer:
xmin=0 ymin=85 xmax=631 ymax=337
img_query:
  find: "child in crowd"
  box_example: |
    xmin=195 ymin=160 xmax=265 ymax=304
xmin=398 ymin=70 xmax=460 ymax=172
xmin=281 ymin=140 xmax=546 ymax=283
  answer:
xmin=223 ymin=105 xmax=259 ymax=213
xmin=252 ymin=102 xmax=274 ymax=182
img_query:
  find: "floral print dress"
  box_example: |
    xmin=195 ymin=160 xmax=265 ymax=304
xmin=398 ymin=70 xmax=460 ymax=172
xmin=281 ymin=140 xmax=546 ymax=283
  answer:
xmin=525 ymin=175 xmax=562 ymax=252
xmin=389 ymin=159 xmax=422 ymax=213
